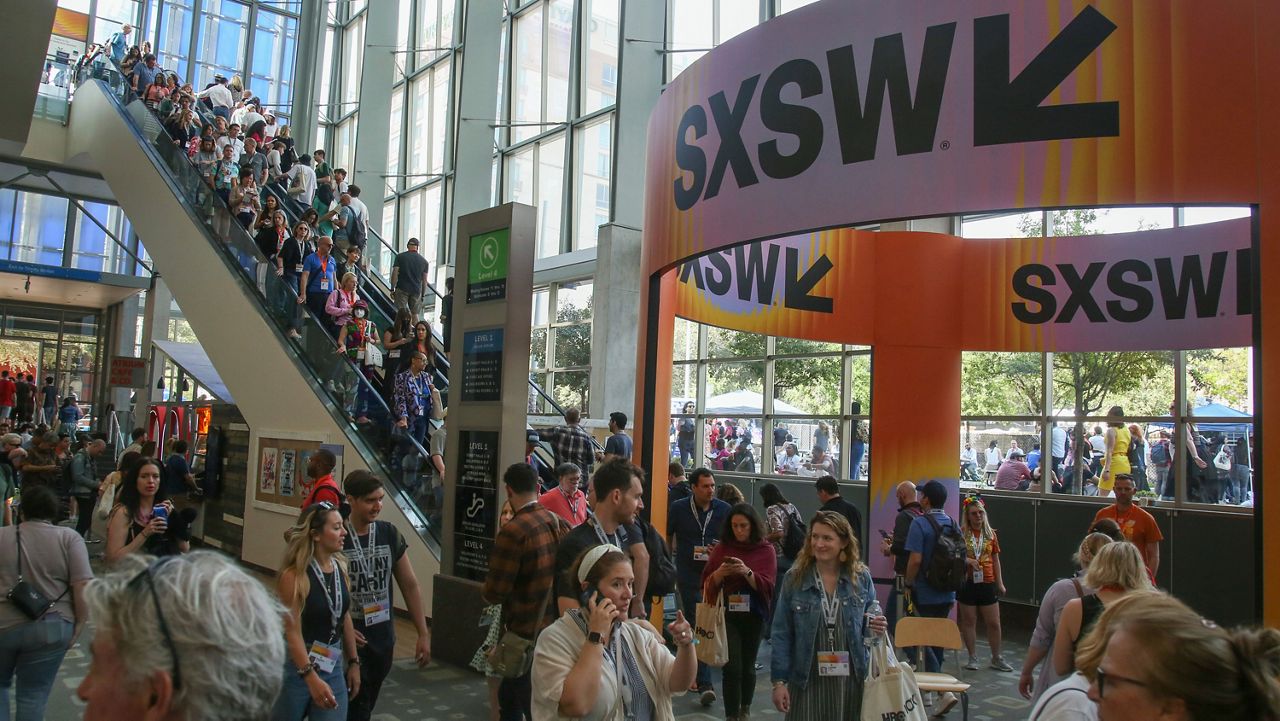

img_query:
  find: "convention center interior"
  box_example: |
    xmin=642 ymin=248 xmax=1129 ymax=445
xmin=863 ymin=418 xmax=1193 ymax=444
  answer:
xmin=0 ymin=0 xmax=1275 ymax=719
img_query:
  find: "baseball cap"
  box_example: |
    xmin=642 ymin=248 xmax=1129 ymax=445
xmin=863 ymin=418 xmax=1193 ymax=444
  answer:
xmin=1009 ymin=449 xmax=1026 ymax=458
xmin=407 ymin=238 xmax=420 ymax=247
xmin=914 ymin=479 xmax=948 ymax=507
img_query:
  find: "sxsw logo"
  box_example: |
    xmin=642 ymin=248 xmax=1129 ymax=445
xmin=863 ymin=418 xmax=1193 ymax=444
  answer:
xmin=1012 ymin=250 xmax=1254 ymax=324
xmin=673 ymin=6 xmax=1119 ymax=210
xmin=679 ymin=244 xmax=834 ymax=313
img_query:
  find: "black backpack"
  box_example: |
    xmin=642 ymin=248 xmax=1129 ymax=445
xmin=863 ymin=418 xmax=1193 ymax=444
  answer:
xmin=638 ymin=518 xmax=677 ymax=598
xmin=922 ymin=513 xmax=967 ymax=592
xmin=781 ymin=505 xmax=806 ymax=559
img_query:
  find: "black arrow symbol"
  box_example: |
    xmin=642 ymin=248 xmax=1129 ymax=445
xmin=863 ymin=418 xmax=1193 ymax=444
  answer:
xmin=784 ymin=248 xmax=834 ymax=313
xmin=973 ymin=5 xmax=1119 ymax=146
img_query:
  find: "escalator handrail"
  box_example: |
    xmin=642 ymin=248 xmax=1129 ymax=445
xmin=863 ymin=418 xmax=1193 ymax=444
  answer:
xmin=75 ymin=70 xmax=442 ymax=544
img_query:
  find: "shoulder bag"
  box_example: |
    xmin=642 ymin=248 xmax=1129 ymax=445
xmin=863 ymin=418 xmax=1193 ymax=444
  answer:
xmin=6 ymin=525 xmax=69 ymax=621
xmin=694 ymin=582 xmax=729 ymax=667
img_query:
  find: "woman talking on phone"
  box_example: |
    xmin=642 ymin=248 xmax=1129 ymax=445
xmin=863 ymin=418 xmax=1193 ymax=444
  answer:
xmin=702 ymin=503 xmax=777 ymax=721
xmin=532 ymin=545 xmax=697 ymax=720
xmin=770 ymin=511 xmax=887 ymax=720
xmin=105 ymin=457 xmax=187 ymax=563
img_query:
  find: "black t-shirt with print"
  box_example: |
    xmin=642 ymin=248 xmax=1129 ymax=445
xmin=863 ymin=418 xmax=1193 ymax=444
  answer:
xmin=343 ymin=520 xmax=409 ymax=650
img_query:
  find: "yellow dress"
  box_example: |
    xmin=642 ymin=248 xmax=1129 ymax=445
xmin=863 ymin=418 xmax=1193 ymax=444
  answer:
xmin=1099 ymin=426 xmax=1132 ymax=492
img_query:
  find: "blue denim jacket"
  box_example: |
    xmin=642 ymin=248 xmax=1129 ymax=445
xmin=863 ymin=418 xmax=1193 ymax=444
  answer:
xmin=769 ymin=565 xmax=876 ymax=690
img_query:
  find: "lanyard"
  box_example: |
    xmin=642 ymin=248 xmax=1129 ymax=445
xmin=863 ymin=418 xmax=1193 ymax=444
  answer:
xmin=348 ymin=523 xmax=377 ymax=580
xmin=590 ymin=513 xmax=622 ymax=547
xmin=319 ymin=256 xmax=329 ymax=276
xmin=560 ymin=486 xmax=580 ymax=518
xmin=608 ymin=630 xmax=636 ymax=721
xmin=817 ymin=569 xmax=841 ymax=645
xmin=689 ymin=497 xmax=713 ymax=545
xmin=965 ymin=528 xmax=986 ymax=565
xmin=344 ymin=289 xmax=355 ymax=305
xmin=309 ymin=559 xmax=342 ymax=644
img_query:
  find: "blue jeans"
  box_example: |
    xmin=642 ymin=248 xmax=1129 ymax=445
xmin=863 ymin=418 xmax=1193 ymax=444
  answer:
xmin=678 ymin=580 xmax=711 ymax=689
xmin=849 ymin=440 xmax=866 ymax=479
xmin=0 ymin=616 xmax=74 ymax=721
xmin=270 ymin=659 xmax=348 ymax=720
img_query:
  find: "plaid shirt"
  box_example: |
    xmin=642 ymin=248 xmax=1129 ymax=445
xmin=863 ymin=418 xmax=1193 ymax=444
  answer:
xmin=482 ymin=502 xmax=568 ymax=638
xmin=538 ymin=424 xmax=596 ymax=477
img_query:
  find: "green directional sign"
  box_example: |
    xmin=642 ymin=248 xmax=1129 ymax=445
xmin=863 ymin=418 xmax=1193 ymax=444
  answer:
xmin=467 ymin=228 xmax=510 ymax=303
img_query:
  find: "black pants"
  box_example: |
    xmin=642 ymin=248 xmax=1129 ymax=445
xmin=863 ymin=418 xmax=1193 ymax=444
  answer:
xmin=347 ymin=640 xmax=395 ymax=721
xmin=722 ymin=612 xmax=765 ymax=715
xmin=498 ymin=672 xmax=532 ymax=721
xmin=75 ymin=495 xmax=95 ymax=538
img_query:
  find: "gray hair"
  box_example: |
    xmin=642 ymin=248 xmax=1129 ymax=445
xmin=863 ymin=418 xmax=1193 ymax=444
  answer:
xmin=84 ymin=552 xmax=286 ymax=721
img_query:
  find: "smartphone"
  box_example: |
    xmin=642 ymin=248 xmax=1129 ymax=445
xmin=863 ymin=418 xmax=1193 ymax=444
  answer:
xmin=153 ymin=504 xmax=169 ymax=523
xmin=878 ymin=529 xmax=890 ymax=539
xmin=580 ymin=589 xmax=605 ymax=608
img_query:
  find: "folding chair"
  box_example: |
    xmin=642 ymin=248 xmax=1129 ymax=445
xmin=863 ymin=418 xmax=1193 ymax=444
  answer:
xmin=894 ymin=616 xmax=971 ymax=720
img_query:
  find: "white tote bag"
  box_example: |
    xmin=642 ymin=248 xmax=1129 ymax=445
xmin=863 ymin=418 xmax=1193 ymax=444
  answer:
xmin=693 ymin=587 xmax=728 ymax=668
xmin=861 ymin=634 xmax=929 ymax=721
xmin=364 ymin=342 xmax=383 ymax=368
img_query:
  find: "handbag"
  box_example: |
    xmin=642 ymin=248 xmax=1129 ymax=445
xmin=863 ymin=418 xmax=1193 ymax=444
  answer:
xmin=488 ymin=574 xmax=555 ymax=678
xmin=861 ymin=632 xmax=928 ymax=721
xmin=364 ymin=342 xmax=383 ymax=368
xmin=96 ymin=478 xmax=119 ymax=520
xmin=1213 ymin=448 xmax=1232 ymax=471
xmin=6 ymin=525 xmax=69 ymax=621
xmin=694 ymin=585 xmax=729 ymax=668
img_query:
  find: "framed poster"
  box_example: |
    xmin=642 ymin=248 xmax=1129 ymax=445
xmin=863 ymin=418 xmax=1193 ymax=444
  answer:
xmin=251 ymin=432 xmax=344 ymax=513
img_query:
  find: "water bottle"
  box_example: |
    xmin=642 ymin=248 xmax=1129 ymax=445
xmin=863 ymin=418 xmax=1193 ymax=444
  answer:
xmin=865 ymin=599 xmax=883 ymax=647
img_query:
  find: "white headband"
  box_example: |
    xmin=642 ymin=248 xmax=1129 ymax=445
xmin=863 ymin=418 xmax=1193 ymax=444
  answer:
xmin=577 ymin=544 xmax=624 ymax=584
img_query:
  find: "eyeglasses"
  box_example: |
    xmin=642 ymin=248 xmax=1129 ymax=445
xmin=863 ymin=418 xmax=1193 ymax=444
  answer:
xmin=1094 ymin=667 xmax=1147 ymax=697
xmin=127 ymin=558 xmax=183 ymax=690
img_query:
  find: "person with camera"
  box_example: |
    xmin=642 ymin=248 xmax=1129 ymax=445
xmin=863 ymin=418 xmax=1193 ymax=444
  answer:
xmin=105 ymin=457 xmax=190 ymax=563
xmin=532 ymin=545 xmax=696 ymax=720
xmin=271 ymin=502 xmax=361 ymax=719
xmin=0 ymin=485 xmax=92 ymax=718
xmin=702 ymin=504 xmax=777 ymax=721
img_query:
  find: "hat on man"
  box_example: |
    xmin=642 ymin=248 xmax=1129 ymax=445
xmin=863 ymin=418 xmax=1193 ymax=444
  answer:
xmin=915 ymin=479 xmax=948 ymax=507
xmin=407 ymin=238 xmax=420 ymax=247
xmin=1009 ymin=449 xmax=1026 ymax=458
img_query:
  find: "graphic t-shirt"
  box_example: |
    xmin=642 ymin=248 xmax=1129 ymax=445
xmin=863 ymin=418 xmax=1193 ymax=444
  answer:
xmin=963 ymin=528 xmax=1002 ymax=583
xmin=344 ymin=520 xmax=409 ymax=649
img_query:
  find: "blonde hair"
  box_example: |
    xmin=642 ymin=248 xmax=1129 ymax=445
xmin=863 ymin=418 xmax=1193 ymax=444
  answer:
xmin=788 ymin=511 xmax=864 ymax=588
xmin=1073 ymin=589 xmax=1169 ymax=678
xmin=1104 ymin=595 xmax=1280 ymax=720
xmin=962 ymin=499 xmax=994 ymax=539
xmin=1071 ymin=532 xmax=1114 ymax=569
xmin=341 ymin=271 xmax=357 ymax=287
xmin=280 ymin=505 xmax=348 ymax=609
xmin=1083 ymin=541 xmax=1152 ymax=591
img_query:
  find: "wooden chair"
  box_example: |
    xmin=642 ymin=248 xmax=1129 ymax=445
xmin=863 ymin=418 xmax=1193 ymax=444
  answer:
xmin=894 ymin=616 xmax=971 ymax=719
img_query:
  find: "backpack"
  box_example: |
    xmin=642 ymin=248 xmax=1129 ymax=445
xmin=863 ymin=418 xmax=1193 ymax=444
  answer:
xmin=922 ymin=513 xmax=967 ymax=592
xmin=637 ymin=517 xmax=677 ymax=598
xmin=780 ymin=504 xmax=806 ymax=559
xmin=1149 ymin=440 xmax=1169 ymax=465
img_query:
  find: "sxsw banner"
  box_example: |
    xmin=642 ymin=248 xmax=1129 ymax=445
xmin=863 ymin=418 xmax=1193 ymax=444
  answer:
xmin=674 ymin=218 xmax=1253 ymax=353
xmin=645 ymin=0 xmax=1263 ymax=276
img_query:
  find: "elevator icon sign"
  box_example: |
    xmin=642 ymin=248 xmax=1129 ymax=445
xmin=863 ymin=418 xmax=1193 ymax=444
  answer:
xmin=467 ymin=227 xmax=510 ymax=303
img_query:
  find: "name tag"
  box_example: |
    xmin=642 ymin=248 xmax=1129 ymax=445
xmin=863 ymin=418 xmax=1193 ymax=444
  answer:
xmin=294 ymin=264 xmax=304 ymax=273
xmin=388 ymin=349 xmax=400 ymax=358
xmin=973 ymin=568 xmax=985 ymax=584
xmin=363 ymin=600 xmax=391 ymax=626
xmin=728 ymin=593 xmax=751 ymax=612
xmin=356 ymin=349 xmax=365 ymax=360
xmin=817 ymin=651 xmax=851 ymax=677
xmin=319 ymin=278 xmax=330 ymax=291
xmin=693 ymin=546 xmax=709 ymax=562
xmin=308 ymin=641 xmax=340 ymax=674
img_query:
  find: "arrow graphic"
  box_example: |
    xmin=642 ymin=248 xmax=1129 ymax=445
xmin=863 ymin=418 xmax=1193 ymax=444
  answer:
xmin=784 ymin=248 xmax=834 ymax=313
xmin=973 ymin=6 xmax=1119 ymax=146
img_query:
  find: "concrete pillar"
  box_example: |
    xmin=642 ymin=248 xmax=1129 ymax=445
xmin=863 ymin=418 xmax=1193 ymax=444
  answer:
xmin=589 ymin=224 xmax=641 ymax=420
xmin=351 ymin=0 xmax=396 ymax=272
xmin=609 ymin=0 xmax=666 ymax=229
xmin=445 ymin=0 xmax=504 ymax=266
xmin=109 ymin=293 xmax=144 ymax=427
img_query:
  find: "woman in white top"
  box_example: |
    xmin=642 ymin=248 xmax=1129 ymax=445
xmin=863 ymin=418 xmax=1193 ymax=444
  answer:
xmin=532 ymin=545 xmax=696 ymax=721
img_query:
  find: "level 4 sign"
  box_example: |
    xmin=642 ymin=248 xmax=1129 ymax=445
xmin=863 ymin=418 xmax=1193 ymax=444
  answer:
xmin=467 ymin=228 xmax=510 ymax=303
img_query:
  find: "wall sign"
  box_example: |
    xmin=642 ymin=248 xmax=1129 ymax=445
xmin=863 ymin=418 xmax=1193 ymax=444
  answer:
xmin=466 ymin=228 xmax=510 ymax=303
xmin=461 ymin=329 xmax=504 ymax=402
xmin=453 ymin=430 xmax=499 ymax=582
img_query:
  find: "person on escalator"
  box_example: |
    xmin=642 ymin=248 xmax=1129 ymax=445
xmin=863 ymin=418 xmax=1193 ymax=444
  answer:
xmin=336 ymin=300 xmax=380 ymax=425
xmin=255 ymin=197 xmax=284 ymax=254
xmin=326 ymin=272 xmax=361 ymax=330
xmin=229 ymin=167 xmax=260 ymax=230
xmin=390 ymin=237 xmax=429 ymax=322
xmin=300 ymin=236 xmax=338 ymax=337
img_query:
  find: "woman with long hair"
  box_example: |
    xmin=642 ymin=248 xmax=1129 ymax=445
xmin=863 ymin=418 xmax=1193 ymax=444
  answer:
xmin=105 ymin=456 xmax=187 ymax=562
xmin=760 ymin=482 xmax=803 ymax=583
xmin=257 ymin=207 xmax=288 ymax=261
xmin=702 ymin=504 xmax=777 ymax=721
xmin=409 ymin=320 xmax=436 ymax=378
xmin=957 ymin=496 xmax=1013 ymax=671
xmin=1052 ymin=541 xmax=1152 ymax=678
xmin=1126 ymin=424 xmax=1148 ymax=491
xmin=381 ymin=309 xmax=414 ymax=400
xmin=677 ymin=402 xmax=696 ymax=467
xmin=278 ymin=221 xmax=314 ymax=338
xmin=770 ymin=511 xmax=886 ymax=719
xmin=1019 ymin=532 xmax=1114 ymax=702
xmin=92 ymin=450 xmax=142 ymax=539
xmin=271 ymin=503 xmax=361 ymax=719
xmin=531 ymin=546 xmax=696 ymax=720
xmin=143 ymin=72 xmax=169 ymax=111
xmin=1099 ymin=406 xmax=1131 ymax=496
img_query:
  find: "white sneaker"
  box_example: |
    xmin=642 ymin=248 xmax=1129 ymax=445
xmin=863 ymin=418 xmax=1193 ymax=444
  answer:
xmin=923 ymin=691 xmax=934 ymax=707
xmin=964 ymin=657 xmax=981 ymax=671
xmin=935 ymin=691 xmax=959 ymax=715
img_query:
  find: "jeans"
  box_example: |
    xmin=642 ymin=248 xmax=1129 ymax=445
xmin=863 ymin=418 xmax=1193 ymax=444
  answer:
xmin=346 ymin=641 xmax=394 ymax=721
xmin=269 ymin=659 xmax=348 ymax=721
xmin=0 ymin=616 xmax=74 ymax=721
xmin=497 ymin=672 xmax=532 ymax=721
xmin=678 ymin=580 xmax=711 ymax=689
xmin=75 ymin=495 xmax=96 ymax=537
xmin=722 ymin=612 xmax=764 ymax=715
xmin=913 ymin=602 xmax=953 ymax=673
xmin=849 ymin=440 xmax=866 ymax=479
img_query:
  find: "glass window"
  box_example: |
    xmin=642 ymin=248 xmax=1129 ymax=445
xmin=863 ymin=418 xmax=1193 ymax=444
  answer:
xmin=341 ymin=17 xmax=365 ymax=107
xmin=552 ymin=369 xmax=590 ymax=413
xmin=249 ymin=9 xmax=297 ymax=125
xmin=774 ymin=357 xmax=841 ymax=416
xmin=961 ymin=211 xmax=1043 ymax=239
xmin=777 ymin=0 xmax=820 ymax=12
xmin=580 ymin=0 xmax=619 ymax=113
xmin=71 ymin=202 xmax=133 ymax=275
xmin=194 ymin=0 xmax=249 ymax=89
xmin=1048 ymin=207 xmax=1174 ymax=235
xmin=962 ymin=351 xmax=1044 ymax=416
xmin=0 ymin=191 xmax=69 ymax=266
xmin=512 ymin=4 xmax=544 ymax=144
xmin=531 ymin=288 xmax=550 ymax=325
xmin=318 ymin=27 xmax=335 ymax=123
xmin=673 ymin=318 xmax=699 ymax=362
xmin=430 ymin=61 xmax=450 ymax=175
xmin=671 ymin=362 xmax=696 ymax=409
xmin=409 ymin=72 xmax=431 ymax=175
xmin=707 ymin=327 xmax=764 ymax=359
xmin=536 ymin=134 xmax=566 ymax=257
xmin=669 ymin=0 xmax=712 ymax=80
xmin=706 ymin=361 xmax=765 ymax=399
xmin=387 ymin=89 xmax=404 ymax=185
xmin=545 ymin=0 xmax=572 ymax=124
xmin=157 ymin=0 xmax=195 ymax=81
xmin=574 ymin=117 xmax=611 ymax=250
xmin=1180 ymin=206 xmax=1251 ymax=226
xmin=555 ymin=281 xmax=592 ymax=322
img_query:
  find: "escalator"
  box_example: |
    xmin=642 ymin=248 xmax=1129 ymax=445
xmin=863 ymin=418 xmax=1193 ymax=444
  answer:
xmin=65 ymin=73 xmax=447 ymax=576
